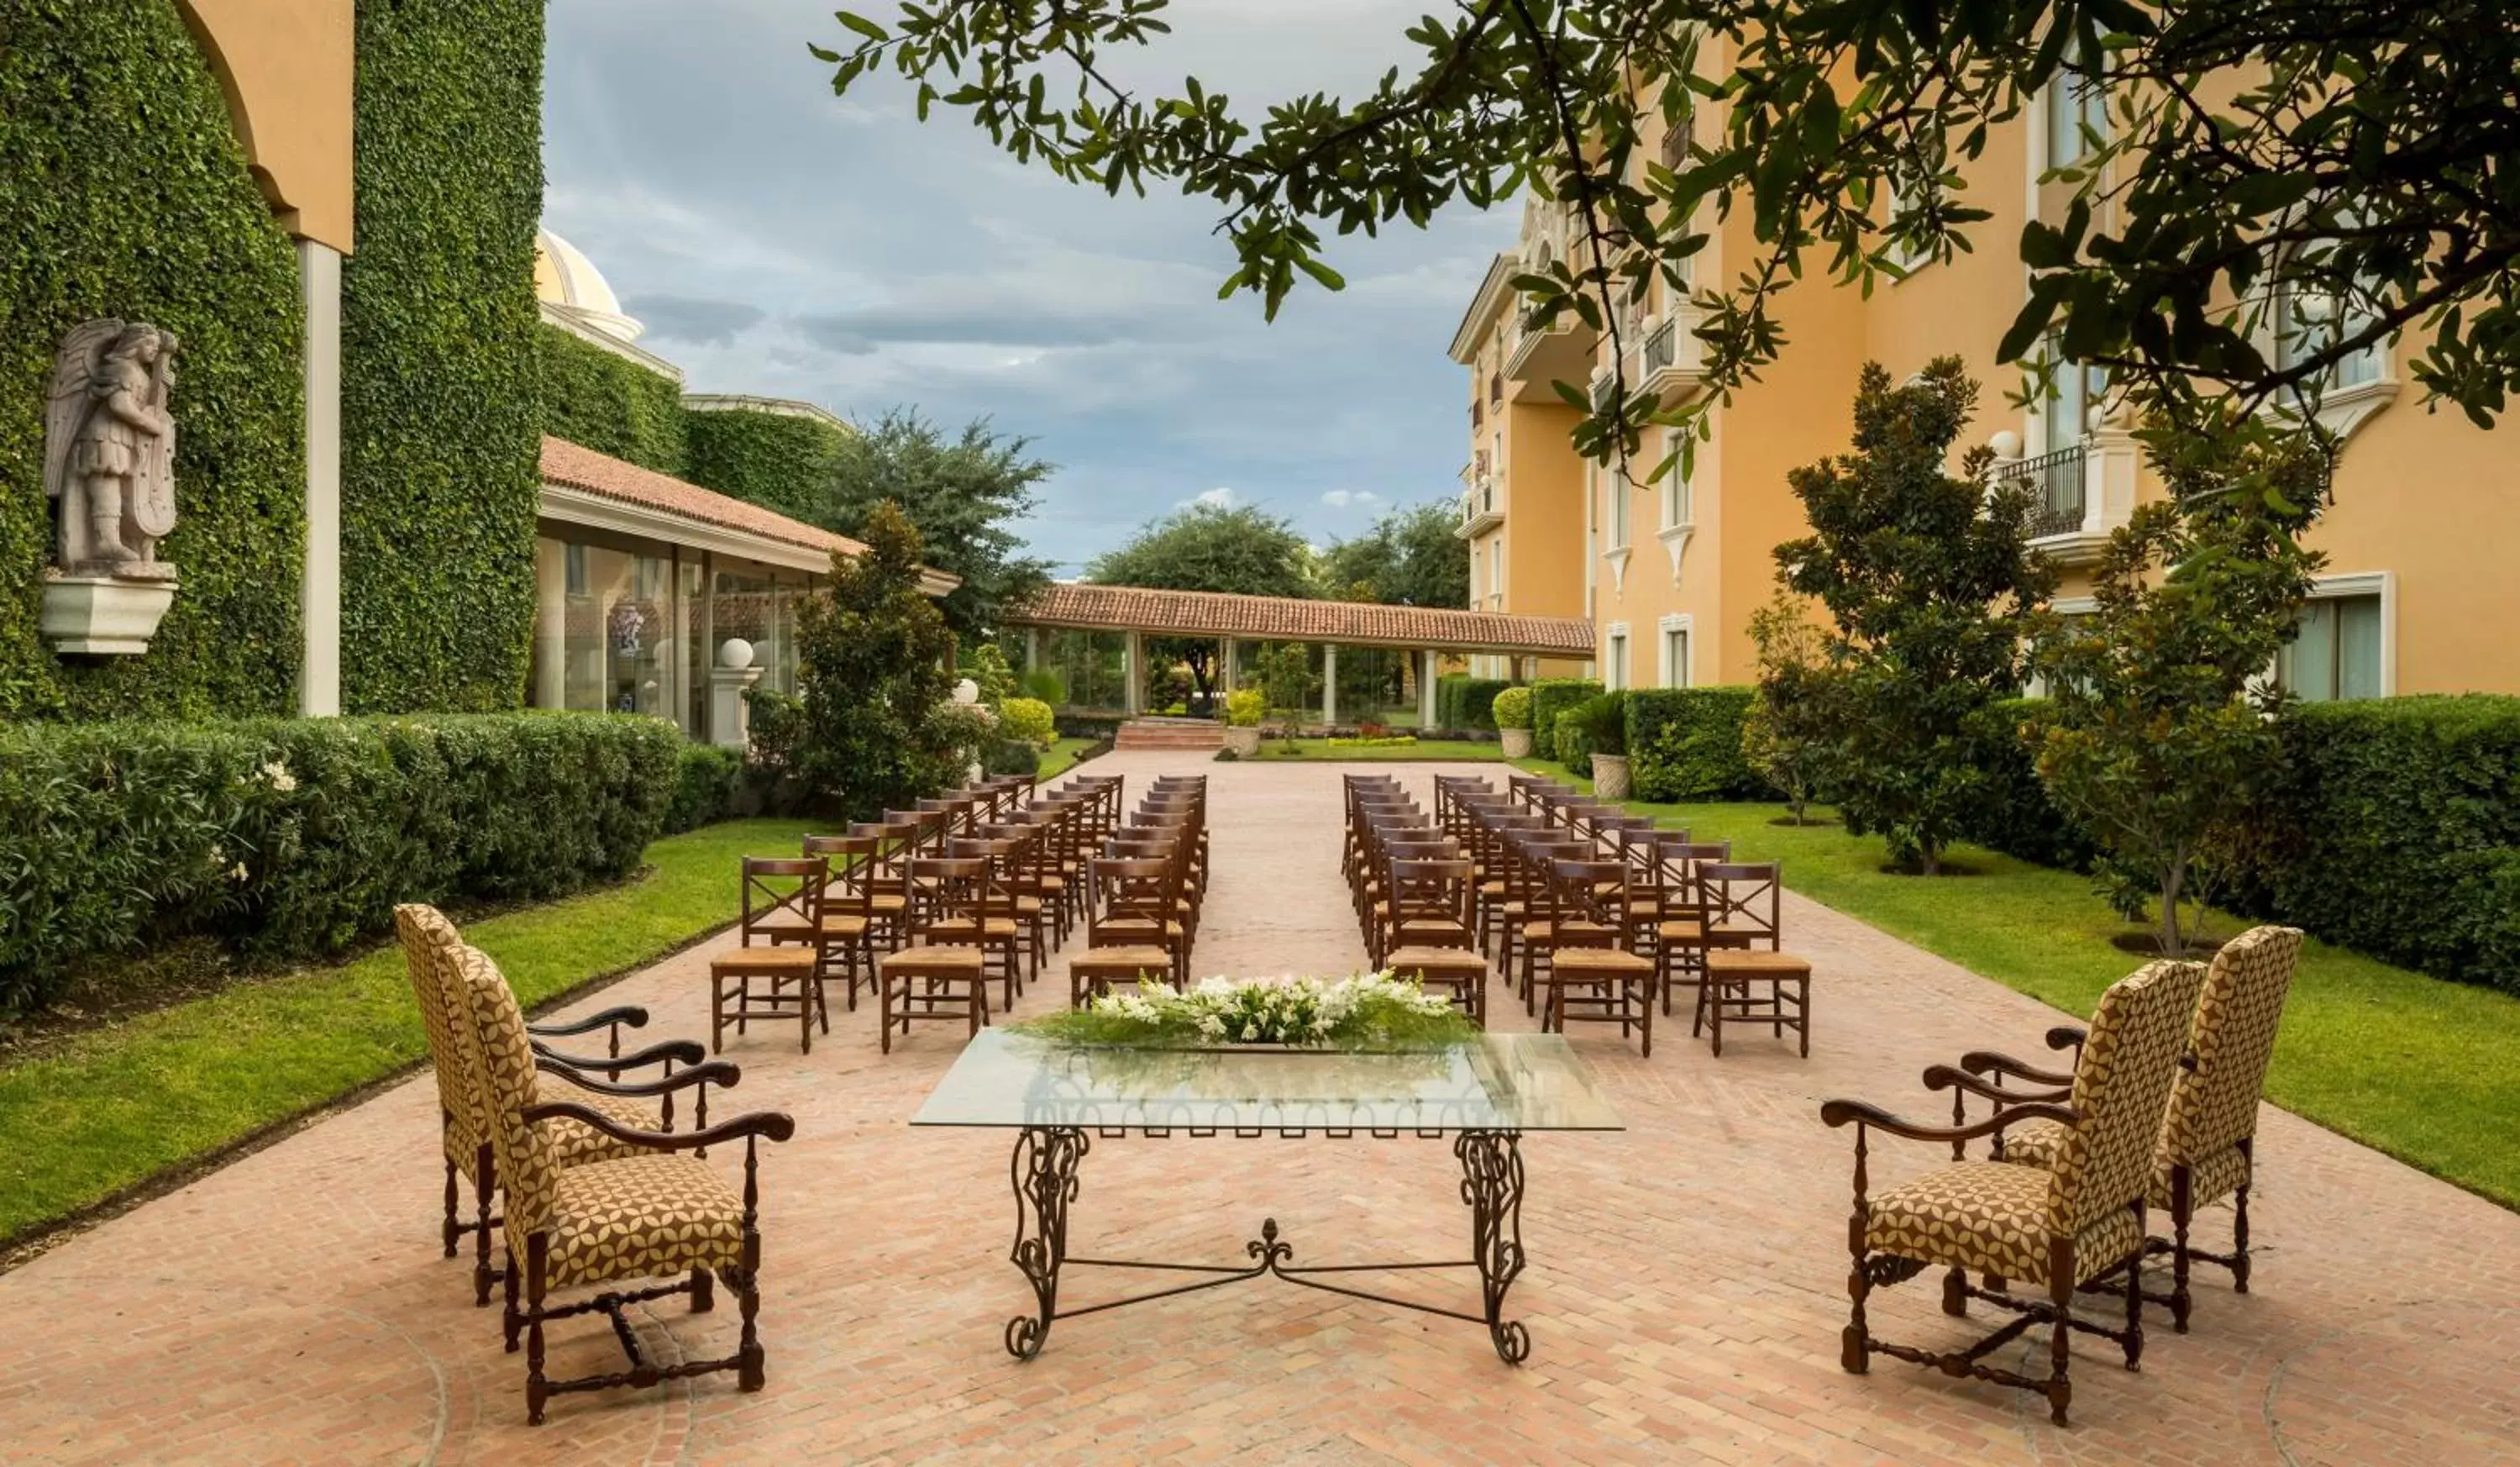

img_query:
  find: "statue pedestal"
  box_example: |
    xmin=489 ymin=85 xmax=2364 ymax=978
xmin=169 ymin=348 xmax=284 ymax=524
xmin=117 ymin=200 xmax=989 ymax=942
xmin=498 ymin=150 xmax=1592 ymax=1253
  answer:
xmin=41 ymin=572 xmax=177 ymax=655
xmin=709 ymin=665 xmax=763 ymax=749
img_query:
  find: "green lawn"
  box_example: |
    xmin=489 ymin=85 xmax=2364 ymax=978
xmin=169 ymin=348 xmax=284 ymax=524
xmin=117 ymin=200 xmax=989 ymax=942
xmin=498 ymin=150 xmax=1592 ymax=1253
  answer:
xmin=1039 ymin=735 xmax=1100 ymax=780
xmin=1512 ymin=759 xmax=2520 ymax=1208
xmin=0 ymin=817 xmax=816 ymax=1246
xmin=1246 ymin=737 xmax=1504 ymax=762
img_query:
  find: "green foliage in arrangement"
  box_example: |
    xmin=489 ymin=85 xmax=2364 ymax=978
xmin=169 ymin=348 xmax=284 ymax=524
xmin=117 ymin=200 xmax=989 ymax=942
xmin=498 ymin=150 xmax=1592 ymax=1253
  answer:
xmin=683 ymin=404 xmax=853 ymax=524
xmin=0 ymin=0 xmax=307 ymax=719
xmin=1776 ymin=360 xmax=2053 ymax=875
xmin=1528 ymin=678 xmax=1602 ymax=759
xmin=537 ymin=324 xmax=685 ymax=474
xmin=339 ymin=0 xmax=547 ymax=713
xmin=997 ymin=696 xmax=1057 ymax=749
xmin=0 ymin=712 xmax=680 ymax=1017
xmin=1625 ymin=686 xmax=1766 ymax=802
xmin=1436 ymin=676 xmax=1515 ymax=731
xmin=661 ymin=742 xmax=743 ymax=833
xmin=1491 ymin=685 xmax=1534 ymax=731
xmin=2239 ymin=697 xmax=2520 ymax=995
xmin=791 ymin=502 xmax=964 ymax=818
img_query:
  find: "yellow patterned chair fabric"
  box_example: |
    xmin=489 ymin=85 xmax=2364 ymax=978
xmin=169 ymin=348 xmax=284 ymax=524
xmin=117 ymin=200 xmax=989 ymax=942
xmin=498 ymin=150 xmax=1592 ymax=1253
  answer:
xmin=1862 ymin=1161 xmax=2146 ymax=1287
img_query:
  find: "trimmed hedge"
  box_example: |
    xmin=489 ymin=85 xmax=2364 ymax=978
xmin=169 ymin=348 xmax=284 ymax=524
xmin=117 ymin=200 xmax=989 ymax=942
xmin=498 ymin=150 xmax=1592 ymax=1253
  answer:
xmin=0 ymin=712 xmax=681 ymax=1017
xmin=538 ymin=323 xmax=685 ymax=475
xmin=0 ymin=1 xmax=307 ymax=719
xmin=2239 ymin=697 xmax=2520 ymax=993
xmin=1960 ymin=697 xmax=2098 ymax=870
xmin=1436 ymin=676 xmax=1516 ymax=732
xmin=340 ymin=0 xmax=547 ymax=712
xmin=684 ymin=404 xmax=851 ymax=525
xmin=1625 ymin=686 xmax=1772 ymax=801
xmin=662 ymin=742 xmax=743 ymax=833
xmin=1529 ymin=678 xmax=1602 ymax=764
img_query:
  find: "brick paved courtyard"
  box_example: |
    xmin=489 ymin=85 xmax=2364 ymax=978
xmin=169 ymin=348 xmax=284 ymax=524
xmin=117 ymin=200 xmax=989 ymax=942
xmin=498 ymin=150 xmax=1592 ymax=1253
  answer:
xmin=3 ymin=753 xmax=2515 ymax=1464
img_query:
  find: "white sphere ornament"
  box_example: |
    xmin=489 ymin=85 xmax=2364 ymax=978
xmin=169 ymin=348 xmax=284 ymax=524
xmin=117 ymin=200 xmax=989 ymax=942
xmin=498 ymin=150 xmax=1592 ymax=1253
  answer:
xmin=1988 ymin=429 xmax=2023 ymax=460
xmin=953 ymin=678 xmax=981 ymax=705
xmin=717 ymin=638 xmax=755 ymax=670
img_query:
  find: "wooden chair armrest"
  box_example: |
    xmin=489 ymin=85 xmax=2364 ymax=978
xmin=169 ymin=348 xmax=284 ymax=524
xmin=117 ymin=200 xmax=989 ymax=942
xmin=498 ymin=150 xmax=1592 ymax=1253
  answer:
xmin=535 ymin=1057 xmax=742 ymax=1099
xmin=1819 ymin=1097 xmax=2081 ymax=1143
xmin=2045 ymin=1024 xmax=2087 ymax=1054
xmin=527 ymin=1003 xmax=650 ymax=1038
xmin=1954 ymin=1049 xmax=2077 ymax=1087
xmin=530 ymin=1037 xmax=706 ymax=1073
xmin=1922 ymin=1064 xmax=2071 ymax=1105
xmin=522 ymin=1102 xmax=796 ymax=1151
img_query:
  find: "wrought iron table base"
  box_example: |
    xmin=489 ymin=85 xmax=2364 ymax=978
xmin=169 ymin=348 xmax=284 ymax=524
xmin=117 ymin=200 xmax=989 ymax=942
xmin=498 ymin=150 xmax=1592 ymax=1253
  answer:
xmin=1004 ymin=1126 xmax=1530 ymax=1364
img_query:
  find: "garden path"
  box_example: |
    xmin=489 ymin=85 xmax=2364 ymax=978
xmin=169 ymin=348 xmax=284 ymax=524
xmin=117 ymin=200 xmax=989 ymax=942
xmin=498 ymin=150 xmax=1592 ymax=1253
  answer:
xmin=1 ymin=752 xmax=2513 ymax=1464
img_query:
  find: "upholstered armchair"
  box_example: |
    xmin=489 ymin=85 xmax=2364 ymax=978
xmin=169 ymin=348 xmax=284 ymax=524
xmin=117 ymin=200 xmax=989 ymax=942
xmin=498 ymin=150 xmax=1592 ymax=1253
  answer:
xmin=1820 ymin=960 xmax=2204 ymax=1425
xmin=1944 ymin=925 xmax=2304 ymax=1331
xmin=453 ymin=944 xmax=796 ymax=1425
xmin=395 ymin=905 xmax=731 ymax=1305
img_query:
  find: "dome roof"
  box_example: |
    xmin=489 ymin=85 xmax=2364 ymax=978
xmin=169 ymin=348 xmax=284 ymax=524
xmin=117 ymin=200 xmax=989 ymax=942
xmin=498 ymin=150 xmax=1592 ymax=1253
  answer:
xmin=533 ymin=229 xmax=643 ymax=341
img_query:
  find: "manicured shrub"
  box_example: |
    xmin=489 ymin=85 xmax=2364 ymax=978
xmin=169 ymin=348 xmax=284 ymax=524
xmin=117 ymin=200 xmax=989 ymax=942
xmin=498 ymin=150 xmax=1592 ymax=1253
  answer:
xmin=2237 ymin=697 xmax=2520 ymax=993
xmin=1553 ymin=708 xmax=1591 ymax=776
xmin=1529 ymin=678 xmax=1603 ymax=763
xmin=1224 ymin=688 xmax=1266 ymax=727
xmin=662 ymin=743 xmax=743 ymax=833
xmin=982 ymin=738 xmax=1042 ymax=778
xmin=1625 ymin=687 xmax=1771 ymax=801
xmin=1961 ymin=698 xmax=2097 ymax=870
xmin=1492 ymin=686 xmax=1533 ymax=730
xmin=997 ymin=696 xmax=1057 ymax=749
xmin=1436 ymin=676 xmax=1515 ymax=731
xmin=0 ymin=712 xmax=681 ymax=1016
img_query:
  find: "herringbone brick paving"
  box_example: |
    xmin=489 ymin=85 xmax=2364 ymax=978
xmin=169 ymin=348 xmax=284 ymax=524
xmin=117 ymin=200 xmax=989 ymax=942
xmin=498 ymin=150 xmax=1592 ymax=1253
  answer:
xmin=3 ymin=754 xmax=2513 ymax=1464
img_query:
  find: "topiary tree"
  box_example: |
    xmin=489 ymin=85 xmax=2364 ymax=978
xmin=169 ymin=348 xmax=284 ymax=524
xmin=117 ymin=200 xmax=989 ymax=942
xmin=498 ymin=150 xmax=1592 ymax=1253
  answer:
xmin=1492 ymin=686 xmax=1532 ymax=731
xmin=1776 ymin=360 xmax=2054 ymax=874
xmin=1744 ymin=586 xmax=1838 ymax=825
xmin=791 ymin=500 xmax=964 ymax=818
xmin=2030 ymin=413 xmax=2328 ymax=954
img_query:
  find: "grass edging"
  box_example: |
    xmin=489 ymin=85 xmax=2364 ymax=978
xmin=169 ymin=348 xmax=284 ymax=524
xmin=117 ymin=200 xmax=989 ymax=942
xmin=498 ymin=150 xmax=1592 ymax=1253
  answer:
xmin=0 ymin=817 xmax=816 ymax=1260
xmin=1510 ymin=758 xmax=2520 ymax=1211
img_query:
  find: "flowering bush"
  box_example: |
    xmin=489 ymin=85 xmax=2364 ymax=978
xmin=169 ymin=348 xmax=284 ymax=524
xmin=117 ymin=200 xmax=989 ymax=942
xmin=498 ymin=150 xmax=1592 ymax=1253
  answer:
xmin=1224 ymin=687 xmax=1267 ymax=727
xmin=1017 ymin=972 xmax=1473 ymax=1049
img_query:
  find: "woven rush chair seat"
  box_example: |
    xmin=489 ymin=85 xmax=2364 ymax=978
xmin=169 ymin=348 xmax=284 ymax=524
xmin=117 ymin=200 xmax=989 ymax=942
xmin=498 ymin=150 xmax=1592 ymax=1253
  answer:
xmin=1068 ymin=945 xmax=1177 ymax=1006
xmin=1702 ymin=949 xmax=1812 ymax=1058
xmin=1383 ymin=945 xmax=1489 ymax=1028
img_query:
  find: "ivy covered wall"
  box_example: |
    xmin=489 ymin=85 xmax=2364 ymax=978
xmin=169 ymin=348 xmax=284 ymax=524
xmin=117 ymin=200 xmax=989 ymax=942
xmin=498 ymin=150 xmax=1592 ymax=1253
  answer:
xmin=339 ymin=0 xmax=547 ymax=712
xmin=538 ymin=323 xmax=686 ymax=475
xmin=684 ymin=404 xmax=849 ymax=525
xmin=0 ymin=1 xmax=307 ymax=719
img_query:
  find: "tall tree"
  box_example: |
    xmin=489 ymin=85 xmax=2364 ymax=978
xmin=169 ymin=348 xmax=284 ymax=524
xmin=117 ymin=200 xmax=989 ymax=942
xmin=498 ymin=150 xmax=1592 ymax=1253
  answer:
xmin=1087 ymin=501 xmax=1316 ymax=707
xmin=1318 ymin=499 xmax=1472 ymax=608
xmin=1776 ymin=360 xmax=2054 ymax=874
xmin=791 ymin=500 xmax=965 ymax=818
xmin=818 ymin=1 xmax=2520 ymax=475
xmin=823 ymin=410 xmax=1053 ymax=643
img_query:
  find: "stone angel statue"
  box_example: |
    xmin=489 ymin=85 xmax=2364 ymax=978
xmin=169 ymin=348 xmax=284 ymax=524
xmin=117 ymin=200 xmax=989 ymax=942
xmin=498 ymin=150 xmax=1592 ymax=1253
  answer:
xmin=45 ymin=319 xmax=180 ymax=576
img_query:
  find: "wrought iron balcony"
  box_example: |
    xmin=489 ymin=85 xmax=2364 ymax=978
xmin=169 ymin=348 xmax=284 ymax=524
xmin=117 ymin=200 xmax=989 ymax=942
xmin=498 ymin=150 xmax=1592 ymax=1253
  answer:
xmin=2003 ymin=444 xmax=2089 ymax=538
xmin=1457 ymin=477 xmax=1503 ymax=538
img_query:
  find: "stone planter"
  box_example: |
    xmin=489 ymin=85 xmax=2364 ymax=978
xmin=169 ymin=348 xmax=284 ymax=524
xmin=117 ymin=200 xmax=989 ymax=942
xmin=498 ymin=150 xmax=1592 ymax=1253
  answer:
xmin=1499 ymin=727 xmax=1535 ymax=758
xmin=1590 ymin=752 xmax=1632 ymax=799
xmin=1223 ymin=725 xmax=1262 ymax=756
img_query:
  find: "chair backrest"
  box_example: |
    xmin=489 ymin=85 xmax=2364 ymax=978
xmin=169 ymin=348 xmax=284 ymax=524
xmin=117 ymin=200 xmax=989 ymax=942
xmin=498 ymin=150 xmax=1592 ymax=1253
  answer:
xmin=1700 ymin=860 xmax=1781 ymax=943
xmin=451 ymin=944 xmax=563 ymax=1238
xmin=907 ymin=855 xmax=998 ymax=934
xmin=1387 ymin=857 xmax=1474 ymax=944
xmin=741 ymin=856 xmax=827 ymax=946
xmin=816 ymin=835 xmax=885 ymax=918
xmin=1089 ymin=856 xmax=1176 ymax=938
xmin=393 ymin=903 xmax=484 ymax=1151
xmin=1549 ymin=859 xmax=1627 ymax=941
xmin=2161 ymin=925 xmax=2304 ymax=1166
xmin=2049 ymin=959 xmax=2208 ymax=1235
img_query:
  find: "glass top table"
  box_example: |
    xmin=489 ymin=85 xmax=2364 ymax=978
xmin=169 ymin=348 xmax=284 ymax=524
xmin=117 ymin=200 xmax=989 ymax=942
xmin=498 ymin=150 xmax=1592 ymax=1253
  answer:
xmin=912 ymin=1030 xmax=1625 ymax=1135
xmin=915 ymin=1032 xmax=1622 ymax=1365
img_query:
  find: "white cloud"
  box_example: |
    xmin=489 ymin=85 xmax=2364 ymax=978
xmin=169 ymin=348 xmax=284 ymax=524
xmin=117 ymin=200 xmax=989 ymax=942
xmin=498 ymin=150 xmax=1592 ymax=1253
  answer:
xmin=1320 ymin=489 xmax=1382 ymax=509
xmin=1192 ymin=487 xmax=1236 ymax=508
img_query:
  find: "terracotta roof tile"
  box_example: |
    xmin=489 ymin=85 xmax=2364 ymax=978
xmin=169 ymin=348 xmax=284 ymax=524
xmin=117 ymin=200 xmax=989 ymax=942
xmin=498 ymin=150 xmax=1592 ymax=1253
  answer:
xmin=1009 ymin=582 xmax=1596 ymax=657
xmin=539 ymin=435 xmax=867 ymax=560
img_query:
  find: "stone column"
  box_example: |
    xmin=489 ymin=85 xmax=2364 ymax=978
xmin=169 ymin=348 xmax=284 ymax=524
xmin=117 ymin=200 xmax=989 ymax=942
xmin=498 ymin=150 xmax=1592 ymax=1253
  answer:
xmin=1124 ymin=628 xmax=1146 ymax=714
xmin=1025 ymin=625 xmax=1042 ymax=679
xmin=1321 ymin=643 xmax=1338 ymax=727
xmin=1223 ymin=637 xmax=1240 ymax=692
xmin=297 ymin=241 xmax=343 ymax=717
xmin=533 ymin=538 xmax=567 ymax=708
xmin=1419 ymin=649 xmax=1440 ymax=729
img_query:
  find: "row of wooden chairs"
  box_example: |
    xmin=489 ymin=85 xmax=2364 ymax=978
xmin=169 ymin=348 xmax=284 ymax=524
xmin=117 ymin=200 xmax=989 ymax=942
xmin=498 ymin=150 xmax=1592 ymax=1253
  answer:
xmin=396 ymin=905 xmax=795 ymax=1425
xmin=1343 ymin=774 xmax=1491 ymax=1024
xmin=1067 ymin=774 xmax=1212 ymax=1005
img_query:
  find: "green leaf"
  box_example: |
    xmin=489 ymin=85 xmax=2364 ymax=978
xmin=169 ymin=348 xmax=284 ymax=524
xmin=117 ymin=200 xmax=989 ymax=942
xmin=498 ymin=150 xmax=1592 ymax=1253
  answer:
xmin=835 ymin=10 xmax=890 ymax=43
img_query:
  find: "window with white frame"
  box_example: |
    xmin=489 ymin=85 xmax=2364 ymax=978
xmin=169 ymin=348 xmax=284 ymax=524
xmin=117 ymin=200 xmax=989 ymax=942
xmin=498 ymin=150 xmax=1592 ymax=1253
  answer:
xmin=2277 ymin=591 xmax=2385 ymax=702
xmin=2040 ymin=330 xmax=2108 ymax=454
xmin=1488 ymin=540 xmax=1503 ymax=608
xmin=1659 ymin=621 xmax=1691 ymax=687
xmin=1604 ymin=628 xmax=1630 ymax=690
xmin=2273 ymin=262 xmax=2385 ymax=392
xmin=1660 ymin=432 xmax=1693 ymax=527
xmin=2045 ymin=73 xmax=2108 ymax=168
xmin=1608 ymin=463 xmax=1630 ymax=549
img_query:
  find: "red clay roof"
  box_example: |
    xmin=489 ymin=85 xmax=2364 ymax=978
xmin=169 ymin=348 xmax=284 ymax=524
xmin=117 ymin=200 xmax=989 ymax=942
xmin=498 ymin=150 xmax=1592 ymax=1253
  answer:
xmin=539 ymin=435 xmax=867 ymax=560
xmin=1008 ymin=582 xmax=1596 ymax=656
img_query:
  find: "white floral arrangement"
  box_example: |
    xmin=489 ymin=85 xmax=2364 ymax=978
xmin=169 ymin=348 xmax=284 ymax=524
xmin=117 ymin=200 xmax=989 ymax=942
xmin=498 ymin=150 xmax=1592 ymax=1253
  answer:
xmin=1017 ymin=971 xmax=1473 ymax=1049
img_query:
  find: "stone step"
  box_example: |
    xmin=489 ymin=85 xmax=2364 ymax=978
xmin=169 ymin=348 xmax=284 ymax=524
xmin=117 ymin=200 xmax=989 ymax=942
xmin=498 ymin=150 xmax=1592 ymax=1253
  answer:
xmin=1113 ymin=717 xmax=1225 ymax=751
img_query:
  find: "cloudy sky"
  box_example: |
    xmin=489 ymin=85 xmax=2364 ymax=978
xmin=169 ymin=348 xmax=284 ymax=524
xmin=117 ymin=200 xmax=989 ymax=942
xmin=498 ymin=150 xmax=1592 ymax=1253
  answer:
xmin=542 ymin=0 xmax=1513 ymax=576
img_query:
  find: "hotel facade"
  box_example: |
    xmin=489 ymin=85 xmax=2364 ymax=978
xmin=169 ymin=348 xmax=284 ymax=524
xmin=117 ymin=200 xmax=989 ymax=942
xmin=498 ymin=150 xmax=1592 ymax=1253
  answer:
xmin=1449 ymin=52 xmax=2516 ymax=701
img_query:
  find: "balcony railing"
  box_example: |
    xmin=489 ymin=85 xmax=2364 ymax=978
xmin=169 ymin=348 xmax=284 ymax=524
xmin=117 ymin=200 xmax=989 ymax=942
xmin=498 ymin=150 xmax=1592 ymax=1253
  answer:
xmin=1590 ymin=370 xmax=1620 ymax=414
xmin=1457 ymin=477 xmax=1502 ymax=536
xmin=2004 ymin=444 xmax=2088 ymax=537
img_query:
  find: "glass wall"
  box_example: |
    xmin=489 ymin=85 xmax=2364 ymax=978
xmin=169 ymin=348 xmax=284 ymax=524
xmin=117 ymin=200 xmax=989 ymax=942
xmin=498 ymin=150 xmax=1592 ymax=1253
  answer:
xmin=1039 ymin=628 xmax=1129 ymax=712
xmin=536 ymin=538 xmax=680 ymax=722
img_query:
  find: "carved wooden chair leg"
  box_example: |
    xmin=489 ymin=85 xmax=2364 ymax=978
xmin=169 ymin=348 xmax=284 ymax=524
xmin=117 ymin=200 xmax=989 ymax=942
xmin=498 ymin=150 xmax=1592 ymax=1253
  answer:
xmin=2045 ymin=1239 xmax=2074 ymax=1427
xmin=474 ymin=1143 xmax=500 ymax=1306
